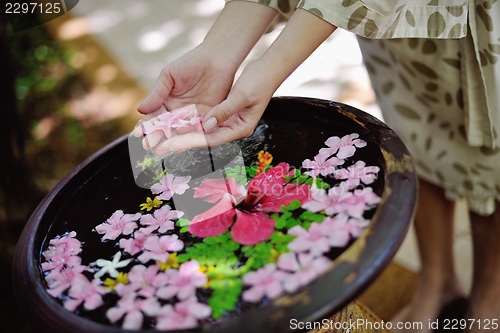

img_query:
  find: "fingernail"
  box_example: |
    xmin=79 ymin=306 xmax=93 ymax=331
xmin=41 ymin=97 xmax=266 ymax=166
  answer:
xmin=203 ymin=117 xmax=217 ymax=132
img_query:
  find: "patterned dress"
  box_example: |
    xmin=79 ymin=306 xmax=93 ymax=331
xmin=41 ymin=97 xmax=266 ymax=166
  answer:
xmin=227 ymin=0 xmax=500 ymax=216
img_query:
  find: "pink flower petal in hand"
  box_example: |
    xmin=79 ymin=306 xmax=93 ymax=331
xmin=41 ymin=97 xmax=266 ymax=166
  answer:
xmin=242 ymin=264 xmax=287 ymax=302
xmin=151 ymin=174 xmax=191 ymax=201
xmin=95 ymin=210 xmax=141 ymax=241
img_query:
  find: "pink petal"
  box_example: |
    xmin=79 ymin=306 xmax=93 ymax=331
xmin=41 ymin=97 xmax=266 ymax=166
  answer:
xmin=194 ymin=178 xmax=246 ymax=203
xmin=64 ymin=299 xmax=82 ymax=312
xmin=277 ymin=252 xmax=300 ymax=272
xmin=157 ymin=285 xmax=177 ymax=300
xmin=189 ymin=196 xmax=235 ymax=238
xmin=83 ymin=293 xmax=103 ymax=310
xmin=123 ymin=309 xmax=143 ymax=331
xmin=107 ymin=307 xmax=127 ymax=323
xmin=230 ymin=210 xmax=275 ymax=245
xmin=242 ymin=286 xmax=265 ymax=302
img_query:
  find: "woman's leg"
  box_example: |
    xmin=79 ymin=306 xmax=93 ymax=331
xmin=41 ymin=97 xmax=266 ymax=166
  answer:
xmin=397 ymin=179 xmax=464 ymax=331
xmin=466 ymin=205 xmax=500 ymax=332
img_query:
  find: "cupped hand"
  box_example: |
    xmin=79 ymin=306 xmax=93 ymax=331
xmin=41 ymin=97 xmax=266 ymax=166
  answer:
xmin=137 ymin=44 xmax=238 ymax=115
xmin=151 ymin=58 xmax=278 ymax=154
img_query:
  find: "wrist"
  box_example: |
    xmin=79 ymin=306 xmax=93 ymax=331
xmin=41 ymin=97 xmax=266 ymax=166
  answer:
xmin=200 ymin=1 xmax=279 ymax=67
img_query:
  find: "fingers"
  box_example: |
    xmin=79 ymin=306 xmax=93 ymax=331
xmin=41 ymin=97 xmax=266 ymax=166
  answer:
xmin=154 ymin=132 xmax=209 ymax=155
xmin=132 ymin=106 xmax=167 ymax=137
xmin=202 ymin=90 xmax=251 ymax=132
xmin=137 ymin=67 xmax=174 ymax=114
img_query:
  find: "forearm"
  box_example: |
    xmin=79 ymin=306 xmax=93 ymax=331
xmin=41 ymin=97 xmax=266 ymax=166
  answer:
xmin=201 ymin=1 xmax=279 ymax=67
xmin=254 ymin=8 xmax=337 ymax=92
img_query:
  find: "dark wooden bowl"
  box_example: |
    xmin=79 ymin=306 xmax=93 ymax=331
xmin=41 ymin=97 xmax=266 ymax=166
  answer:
xmin=13 ymin=97 xmax=417 ymax=333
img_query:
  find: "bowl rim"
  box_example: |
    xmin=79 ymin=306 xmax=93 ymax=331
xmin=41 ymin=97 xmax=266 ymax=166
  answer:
xmin=13 ymin=96 xmax=417 ymax=333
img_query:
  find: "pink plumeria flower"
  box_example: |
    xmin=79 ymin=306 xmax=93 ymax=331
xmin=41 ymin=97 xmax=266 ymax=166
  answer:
xmin=242 ymin=263 xmax=288 ymax=302
xmin=95 ymin=210 xmax=141 ymax=241
xmin=137 ymin=235 xmax=184 ymax=263
xmin=287 ymin=223 xmax=331 ymax=257
xmin=139 ymin=204 xmax=183 ymax=235
xmin=319 ymin=133 xmax=367 ymax=159
xmin=115 ymin=264 xmax=169 ymax=298
xmin=151 ymin=174 xmax=191 ymax=201
xmin=334 ymin=161 xmax=380 ymax=190
xmin=322 ymin=214 xmax=371 ymax=247
xmin=157 ymin=260 xmax=207 ymax=300
xmin=64 ymin=275 xmax=108 ymax=312
xmin=107 ymin=292 xmax=161 ymax=331
xmin=45 ymin=265 xmax=89 ymax=298
xmin=155 ymin=296 xmax=211 ymax=331
xmin=41 ymin=248 xmax=82 ymax=272
xmin=301 ymin=187 xmax=352 ymax=216
xmin=302 ymin=151 xmax=344 ymax=177
xmin=119 ymin=229 xmax=149 ymax=256
xmin=344 ymin=187 xmax=381 ymax=217
xmin=93 ymin=252 xmax=132 ymax=279
xmin=43 ymin=231 xmax=82 ymax=259
xmin=277 ymin=253 xmax=331 ymax=293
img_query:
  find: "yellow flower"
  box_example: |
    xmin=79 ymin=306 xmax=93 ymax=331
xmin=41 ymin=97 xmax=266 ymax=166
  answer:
xmin=103 ymin=272 xmax=129 ymax=290
xmin=158 ymin=253 xmax=179 ymax=271
xmin=140 ymin=196 xmax=163 ymax=211
xmin=199 ymin=265 xmax=215 ymax=273
xmin=269 ymin=248 xmax=281 ymax=263
xmin=257 ymin=151 xmax=273 ymax=174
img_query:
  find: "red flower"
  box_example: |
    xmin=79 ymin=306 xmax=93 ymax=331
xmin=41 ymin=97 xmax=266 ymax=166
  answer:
xmin=188 ymin=163 xmax=311 ymax=245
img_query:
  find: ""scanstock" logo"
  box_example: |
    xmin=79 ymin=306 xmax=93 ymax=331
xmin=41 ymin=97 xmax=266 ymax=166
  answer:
xmin=5 ymin=0 xmax=79 ymax=33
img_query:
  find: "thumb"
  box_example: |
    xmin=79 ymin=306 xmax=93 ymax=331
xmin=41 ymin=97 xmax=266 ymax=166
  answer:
xmin=203 ymin=90 xmax=250 ymax=132
xmin=137 ymin=69 xmax=174 ymax=114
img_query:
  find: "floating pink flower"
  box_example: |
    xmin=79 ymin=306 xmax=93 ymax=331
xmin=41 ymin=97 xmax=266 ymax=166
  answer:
xmin=287 ymin=223 xmax=331 ymax=257
xmin=242 ymin=263 xmax=288 ymax=302
xmin=321 ymin=214 xmax=371 ymax=247
xmin=277 ymin=253 xmax=331 ymax=293
xmin=151 ymin=174 xmax=191 ymax=201
xmin=319 ymin=133 xmax=367 ymax=159
xmin=95 ymin=210 xmax=141 ymax=241
xmin=64 ymin=275 xmax=108 ymax=312
xmin=155 ymin=296 xmax=211 ymax=331
xmin=189 ymin=163 xmax=310 ymax=245
xmin=140 ymin=204 xmax=183 ymax=235
xmin=334 ymin=161 xmax=380 ymax=190
xmin=301 ymin=187 xmax=352 ymax=216
xmin=343 ymin=187 xmax=381 ymax=217
xmin=41 ymin=246 xmax=82 ymax=272
xmin=45 ymin=265 xmax=88 ymax=298
xmin=41 ymin=231 xmax=83 ymax=272
xmin=107 ymin=292 xmax=161 ymax=331
xmin=302 ymin=152 xmax=343 ymax=177
xmin=137 ymin=235 xmax=184 ymax=263
xmin=119 ymin=229 xmax=149 ymax=256
xmin=157 ymin=260 xmax=207 ymax=300
xmin=115 ymin=264 xmax=168 ymax=298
